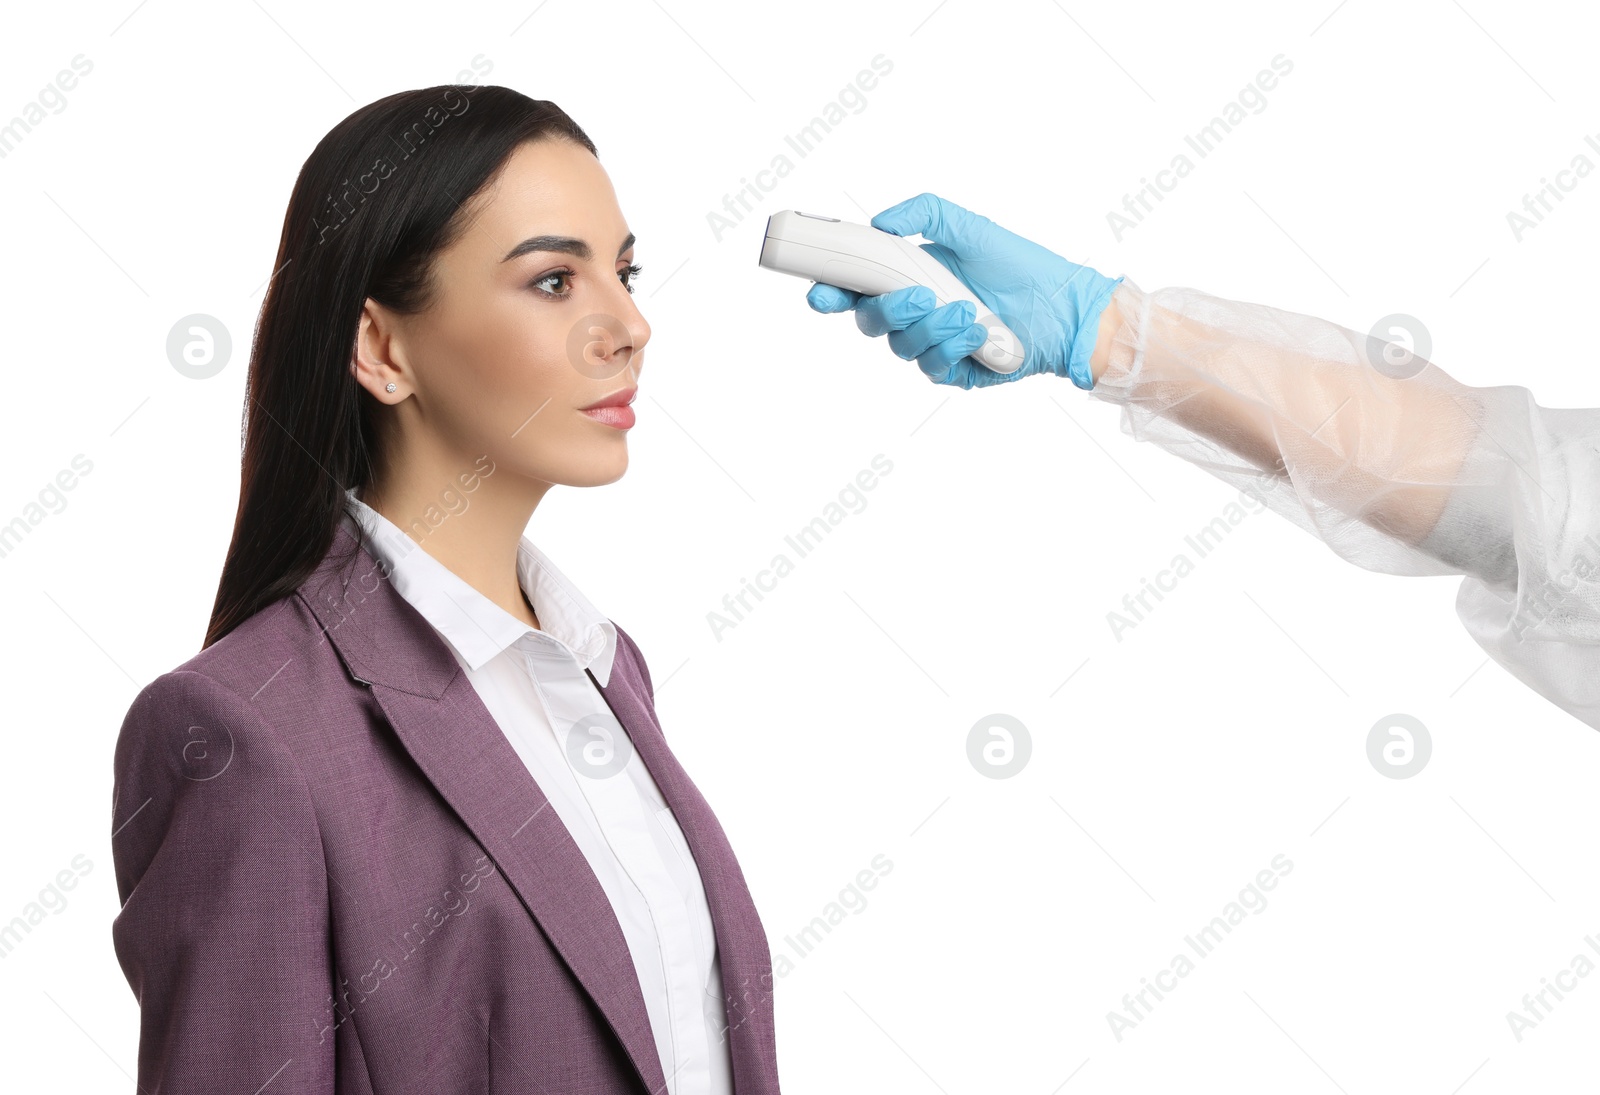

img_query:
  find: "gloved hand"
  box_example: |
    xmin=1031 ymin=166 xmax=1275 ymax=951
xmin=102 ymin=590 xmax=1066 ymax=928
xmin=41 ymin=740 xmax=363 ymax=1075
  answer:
xmin=805 ymin=192 xmax=1123 ymax=390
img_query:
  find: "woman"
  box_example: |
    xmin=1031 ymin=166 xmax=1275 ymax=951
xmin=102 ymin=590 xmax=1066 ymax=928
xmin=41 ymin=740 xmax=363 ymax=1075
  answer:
xmin=110 ymin=86 xmax=776 ymax=1094
xmin=807 ymin=192 xmax=1600 ymax=734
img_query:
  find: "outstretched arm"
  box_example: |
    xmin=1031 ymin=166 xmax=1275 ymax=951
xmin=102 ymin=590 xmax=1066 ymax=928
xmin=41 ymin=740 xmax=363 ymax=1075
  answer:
xmin=803 ymin=191 xmax=1600 ymax=717
xmin=1082 ymin=279 xmax=1526 ymax=587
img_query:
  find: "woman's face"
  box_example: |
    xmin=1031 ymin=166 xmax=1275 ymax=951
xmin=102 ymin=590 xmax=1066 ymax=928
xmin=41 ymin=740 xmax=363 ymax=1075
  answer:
xmin=355 ymin=137 xmax=650 ymax=494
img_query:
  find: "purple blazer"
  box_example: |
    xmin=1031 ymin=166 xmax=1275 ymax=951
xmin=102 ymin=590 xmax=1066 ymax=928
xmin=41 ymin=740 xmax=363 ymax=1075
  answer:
xmin=110 ymin=522 xmax=782 ymax=1094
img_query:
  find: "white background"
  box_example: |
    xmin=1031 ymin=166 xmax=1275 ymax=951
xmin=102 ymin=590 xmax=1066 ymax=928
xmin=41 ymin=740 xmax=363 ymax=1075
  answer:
xmin=3 ymin=0 xmax=1599 ymax=1090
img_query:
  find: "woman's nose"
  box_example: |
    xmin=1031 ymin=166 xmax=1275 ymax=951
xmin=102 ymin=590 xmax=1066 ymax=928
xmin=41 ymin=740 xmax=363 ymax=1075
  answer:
xmin=568 ymin=286 xmax=649 ymax=380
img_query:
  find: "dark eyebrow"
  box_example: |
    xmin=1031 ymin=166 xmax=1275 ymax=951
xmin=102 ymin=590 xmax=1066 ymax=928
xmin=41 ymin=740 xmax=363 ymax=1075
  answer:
xmin=501 ymin=231 xmax=636 ymax=263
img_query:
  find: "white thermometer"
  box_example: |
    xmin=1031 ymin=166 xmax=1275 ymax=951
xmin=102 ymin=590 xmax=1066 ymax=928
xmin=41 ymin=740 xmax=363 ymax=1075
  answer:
xmin=758 ymin=209 xmax=1026 ymax=374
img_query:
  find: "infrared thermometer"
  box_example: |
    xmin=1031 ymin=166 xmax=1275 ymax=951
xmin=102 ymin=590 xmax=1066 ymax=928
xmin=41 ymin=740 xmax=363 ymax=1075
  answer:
xmin=758 ymin=210 xmax=1026 ymax=374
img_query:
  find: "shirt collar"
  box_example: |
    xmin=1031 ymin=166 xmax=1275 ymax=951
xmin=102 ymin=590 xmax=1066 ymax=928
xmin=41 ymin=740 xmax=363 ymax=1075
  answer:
xmin=340 ymin=488 xmax=616 ymax=685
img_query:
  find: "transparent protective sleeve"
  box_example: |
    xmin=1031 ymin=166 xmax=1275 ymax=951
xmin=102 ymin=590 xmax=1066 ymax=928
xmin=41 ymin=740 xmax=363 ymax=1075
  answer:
xmin=1086 ymin=278 xmax=1600 ymax=731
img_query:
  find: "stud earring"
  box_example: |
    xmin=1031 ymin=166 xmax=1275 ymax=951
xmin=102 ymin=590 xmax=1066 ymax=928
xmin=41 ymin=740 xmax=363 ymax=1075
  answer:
xmin=385 ymin=382 xmax=397 ymax=393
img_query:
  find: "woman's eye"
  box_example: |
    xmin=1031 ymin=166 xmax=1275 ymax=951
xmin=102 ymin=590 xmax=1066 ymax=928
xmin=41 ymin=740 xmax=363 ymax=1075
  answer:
xmin=530 ymin=269 xmax=573 ymax=298
xmin=529 ymin=263 xmax=643 ymax=299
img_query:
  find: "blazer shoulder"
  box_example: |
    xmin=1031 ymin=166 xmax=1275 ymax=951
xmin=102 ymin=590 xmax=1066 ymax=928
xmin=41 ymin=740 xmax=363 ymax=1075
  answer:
xmin=174 ymin=593 xmax=317 ymax=682
xmin=115 ymin=596 xmax=346 ymax=810
xmin=113 ymin=666 xmax=312 ymax=795
xmin=149 ymin=591 xmax=359 ymax=721
xmin=111 ymin=666 xmax=321 ymax=903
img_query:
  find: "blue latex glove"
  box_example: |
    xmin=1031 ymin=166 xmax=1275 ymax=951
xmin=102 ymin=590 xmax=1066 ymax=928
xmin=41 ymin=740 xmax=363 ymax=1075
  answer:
xmin=805 ymin=192 xmax=1123 ymax=390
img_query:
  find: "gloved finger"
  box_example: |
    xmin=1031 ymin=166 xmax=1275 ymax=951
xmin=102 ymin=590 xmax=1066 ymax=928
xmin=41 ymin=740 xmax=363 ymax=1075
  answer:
xmin=886 ymin=299 xmax=977 ymax=361
xmin=870 ymin=191 xmax=984 ymax=252
xmin=853 ymin=285 xmax=938 ymax=338
xmin=806 ymin=282 xmax=860 ymax=313
xmin=913 ymin=324 xmax=989 ymax=385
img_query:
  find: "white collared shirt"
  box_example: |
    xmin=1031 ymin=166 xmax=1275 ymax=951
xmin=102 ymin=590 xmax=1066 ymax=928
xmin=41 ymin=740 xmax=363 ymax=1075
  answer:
xmin=341 ymin=490 xmax=732 ymax=1095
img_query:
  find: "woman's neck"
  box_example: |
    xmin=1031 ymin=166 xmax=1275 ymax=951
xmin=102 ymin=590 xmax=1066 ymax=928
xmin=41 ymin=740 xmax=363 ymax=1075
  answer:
xmin=361 ymin=471 xmax=548 ymax=631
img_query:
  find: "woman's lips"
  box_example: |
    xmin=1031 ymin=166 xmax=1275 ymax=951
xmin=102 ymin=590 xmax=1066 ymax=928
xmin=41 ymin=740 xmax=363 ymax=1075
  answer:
xmin=580 ymin=404 xmax=635 ymax=429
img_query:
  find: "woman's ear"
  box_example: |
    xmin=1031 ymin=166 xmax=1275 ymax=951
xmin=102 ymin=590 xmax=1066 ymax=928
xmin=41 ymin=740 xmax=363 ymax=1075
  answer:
xmin=350 ymin=298 xmax=407 ymax=402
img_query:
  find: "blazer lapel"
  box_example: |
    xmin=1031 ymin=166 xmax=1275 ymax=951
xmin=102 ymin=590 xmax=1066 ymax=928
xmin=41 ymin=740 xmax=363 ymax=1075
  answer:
xmin=298 ymin=523 xmax=669 ymax=1095
xmin=588 ymin=645 xmax=780 ymax=1095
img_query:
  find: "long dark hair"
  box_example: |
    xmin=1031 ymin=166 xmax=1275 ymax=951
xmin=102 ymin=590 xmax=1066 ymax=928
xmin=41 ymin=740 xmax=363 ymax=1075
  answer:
xmin=203 ymin=85 xmax=596 ymax=650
